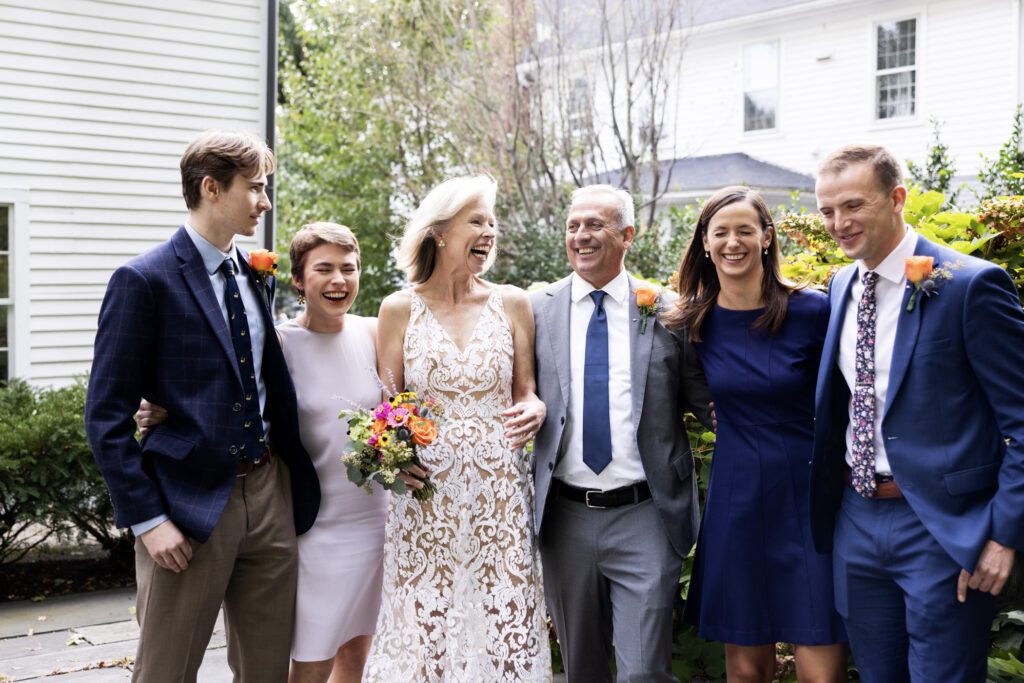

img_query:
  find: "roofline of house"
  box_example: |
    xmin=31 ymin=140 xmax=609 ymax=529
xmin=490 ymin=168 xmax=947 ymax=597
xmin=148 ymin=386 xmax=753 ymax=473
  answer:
xmin=264 ymin=0 xmax=278 ymax=251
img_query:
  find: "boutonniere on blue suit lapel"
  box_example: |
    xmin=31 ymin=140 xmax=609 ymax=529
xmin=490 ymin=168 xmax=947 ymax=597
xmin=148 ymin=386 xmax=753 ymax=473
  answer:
xmin=248 ymin=248 xmax=279 ymax=308
xmin=635 ymin=285 xmax=661 ymax=334
xmin=904 ymin=256 xmax=961 ymax=312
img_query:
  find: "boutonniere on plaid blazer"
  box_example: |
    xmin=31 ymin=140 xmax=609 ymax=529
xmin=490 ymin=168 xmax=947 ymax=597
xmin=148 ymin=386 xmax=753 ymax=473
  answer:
xmin=905 ymin=256 xmax=961 ymax=312
xmin=248 ymin=249 xmax=279 ymax=308
xmin=635 ymin=285 xmax=661 ymax=334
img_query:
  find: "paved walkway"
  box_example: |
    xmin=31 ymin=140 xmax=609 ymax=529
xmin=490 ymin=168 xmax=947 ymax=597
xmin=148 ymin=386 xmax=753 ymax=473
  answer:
xmin=0 ymin=589 xmax=566 ymax=681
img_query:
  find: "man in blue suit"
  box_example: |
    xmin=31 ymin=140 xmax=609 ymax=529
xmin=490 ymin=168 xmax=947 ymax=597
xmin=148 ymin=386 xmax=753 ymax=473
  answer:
xmin=810 ymin=144 xmax=1024 ymax=681
xmin=85 ymin=130 xmax=319 ymax=682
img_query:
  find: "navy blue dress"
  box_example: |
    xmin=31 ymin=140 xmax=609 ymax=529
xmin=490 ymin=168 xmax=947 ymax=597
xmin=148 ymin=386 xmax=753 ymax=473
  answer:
xmin=684 ymin=289 xmax=846 ymax=646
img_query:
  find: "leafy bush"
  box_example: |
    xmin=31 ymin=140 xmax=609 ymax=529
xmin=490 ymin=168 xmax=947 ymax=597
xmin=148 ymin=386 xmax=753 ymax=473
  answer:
xmin=906 ymin=117 xmax=961 ymax=209
xmin=979 ymin=105 xmax=1024 ymax=200
xmin=0 ymin=378 xmax=130 ymax=565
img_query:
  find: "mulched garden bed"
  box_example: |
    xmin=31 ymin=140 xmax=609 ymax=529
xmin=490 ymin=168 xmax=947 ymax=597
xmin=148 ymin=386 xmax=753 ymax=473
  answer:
xmin=1 ymin=554 xmax=135 ymax=603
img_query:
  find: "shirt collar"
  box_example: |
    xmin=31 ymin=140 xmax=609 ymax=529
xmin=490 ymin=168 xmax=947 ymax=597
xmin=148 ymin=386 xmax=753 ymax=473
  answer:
xmin=571 ymin=269 xmax=630 ymax=305
xmin=185 ymin=223 xmax=236 ymax=276
xmin=857 ymin=228 xmax=918 ymax=285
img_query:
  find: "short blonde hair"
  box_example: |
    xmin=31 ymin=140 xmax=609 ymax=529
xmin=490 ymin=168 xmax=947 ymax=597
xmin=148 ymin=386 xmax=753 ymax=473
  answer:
xmin=570 ymin=184 xmax=636 ymax=231
xmin=396 ymin=175 xmax=498 ymax=284
xmin=180 ymin=130 xmax=276 ymax=210
xmin=289 ymin=222 xmax=360 ymax=280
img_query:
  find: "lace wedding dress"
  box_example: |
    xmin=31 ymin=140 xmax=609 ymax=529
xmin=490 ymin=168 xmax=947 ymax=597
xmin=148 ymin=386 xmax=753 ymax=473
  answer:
xmin=364 ymin=290 xmax=551 ymax=682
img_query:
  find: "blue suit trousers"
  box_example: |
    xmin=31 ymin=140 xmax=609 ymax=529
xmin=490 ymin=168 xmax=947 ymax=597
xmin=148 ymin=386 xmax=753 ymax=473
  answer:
xmin=833 ymin=486 xmax=995 ymax=682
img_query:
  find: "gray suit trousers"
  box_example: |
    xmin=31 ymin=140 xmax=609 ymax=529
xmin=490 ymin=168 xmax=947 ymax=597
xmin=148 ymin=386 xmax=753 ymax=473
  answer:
xmin=540 ymin=492 xmax=681 ymax=683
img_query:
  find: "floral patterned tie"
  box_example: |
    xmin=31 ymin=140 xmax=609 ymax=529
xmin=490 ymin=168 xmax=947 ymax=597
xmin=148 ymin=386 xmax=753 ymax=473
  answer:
xmin=851 ymin=271 xmax=879 ymax=497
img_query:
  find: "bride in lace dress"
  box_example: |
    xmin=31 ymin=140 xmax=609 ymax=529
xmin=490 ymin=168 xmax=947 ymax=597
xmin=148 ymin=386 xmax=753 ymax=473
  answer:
xmin=363 ymin=176 xmax=551 ymax=682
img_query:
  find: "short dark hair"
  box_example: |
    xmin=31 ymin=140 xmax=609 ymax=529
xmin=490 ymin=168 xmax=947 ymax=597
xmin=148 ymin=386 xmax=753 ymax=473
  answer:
xmin=289 ymin=222 xmax=361 ymax=280
xmin=179 ymin=130 xmax=276 ymax=210
xmin=817 ymin=144 xmax=903 ymax=193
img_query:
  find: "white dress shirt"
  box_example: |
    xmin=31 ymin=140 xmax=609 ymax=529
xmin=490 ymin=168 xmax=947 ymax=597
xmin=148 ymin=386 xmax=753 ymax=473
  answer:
xmin=555 ymin=270 xmax=645 ymax=490
xmin=839 ymin=228 xmax=918 ymax=475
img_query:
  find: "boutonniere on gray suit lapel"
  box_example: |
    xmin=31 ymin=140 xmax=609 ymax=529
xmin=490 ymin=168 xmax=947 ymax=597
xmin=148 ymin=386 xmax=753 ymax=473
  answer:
xmin=249 ymin=249 xmax=279 ymax=308
xmin=635 ymin=284 xmax=661 ymax=334
xmin=904 ymin=256 xmax=961 ymax=312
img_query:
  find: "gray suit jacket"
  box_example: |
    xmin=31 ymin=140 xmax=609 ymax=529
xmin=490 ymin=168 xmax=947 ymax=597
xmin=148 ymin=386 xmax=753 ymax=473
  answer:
xmin=531 ymin=274 xmax=712 ymax=557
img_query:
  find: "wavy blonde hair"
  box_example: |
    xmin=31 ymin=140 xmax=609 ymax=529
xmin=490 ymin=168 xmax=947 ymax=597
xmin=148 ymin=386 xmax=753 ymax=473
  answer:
xmin=395 ymin=175 xmax=498 ymax=284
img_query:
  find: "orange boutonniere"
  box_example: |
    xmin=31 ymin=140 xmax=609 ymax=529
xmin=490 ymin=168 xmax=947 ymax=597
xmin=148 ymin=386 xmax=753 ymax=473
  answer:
xmin=248 ymin=249 xmax=279 ymax=307
xmin=635 ymin=285 xmax=661 ymax=334
xmin=905 ymin=256 xmax=960 ymax=312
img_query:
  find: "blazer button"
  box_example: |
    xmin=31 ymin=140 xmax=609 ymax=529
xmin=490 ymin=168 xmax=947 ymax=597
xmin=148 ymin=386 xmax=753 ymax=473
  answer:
xmin=548 ymin=462 xmax=554 ymax=471
xmin=229 ymin=445 xmax=238 ymax=455
xmin=233 ymin=402 xmax=242 ymax=412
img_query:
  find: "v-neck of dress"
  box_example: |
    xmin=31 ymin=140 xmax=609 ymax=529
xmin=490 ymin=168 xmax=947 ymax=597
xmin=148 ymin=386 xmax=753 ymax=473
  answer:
xmin=413 ymin=289 xmax=497 ymax=356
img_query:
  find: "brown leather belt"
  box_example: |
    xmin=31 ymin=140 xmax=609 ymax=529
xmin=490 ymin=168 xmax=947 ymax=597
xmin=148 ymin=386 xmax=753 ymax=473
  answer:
xmin=237 ymin=446 xmax=272 ymax=477
xmin=844 ymin=470 xmax=903 ymax=499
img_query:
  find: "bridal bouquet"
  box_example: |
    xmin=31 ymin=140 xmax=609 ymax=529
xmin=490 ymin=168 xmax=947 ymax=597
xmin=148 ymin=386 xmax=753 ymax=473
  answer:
xmin=340 ymin=389 xmax=441 ymax=500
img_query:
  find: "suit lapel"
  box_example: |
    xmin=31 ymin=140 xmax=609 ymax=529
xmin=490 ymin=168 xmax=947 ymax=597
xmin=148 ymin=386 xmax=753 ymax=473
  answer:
xmin=884 ymin=239 xmax=933 ymax=416
xmin=542 ymin=277 xmax=573 ymax=407
xmin=172 ymin=228 xmax=242 ymax=387
xmin=628 ymin=276 xmax=654 ymax=435
xmin=816 ymin=266 xmax=856 ymax=403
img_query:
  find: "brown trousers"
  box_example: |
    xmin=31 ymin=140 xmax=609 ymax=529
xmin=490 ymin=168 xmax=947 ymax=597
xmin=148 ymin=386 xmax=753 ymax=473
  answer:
xmin=132 ymin=456 xmax=297 ymax=682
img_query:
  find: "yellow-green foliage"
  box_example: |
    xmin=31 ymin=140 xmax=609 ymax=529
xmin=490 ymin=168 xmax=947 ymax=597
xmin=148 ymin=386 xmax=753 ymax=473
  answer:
xmin=777 ymin=189 xmax=1024 ymax=302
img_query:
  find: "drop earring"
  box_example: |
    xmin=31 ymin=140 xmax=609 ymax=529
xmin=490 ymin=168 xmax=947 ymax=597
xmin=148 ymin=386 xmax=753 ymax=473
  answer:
xmin=438 ymin=238 xmax=446 ymax=248
xmin=297 ymin=291 xmax=306 ymax=305
xmin=704 ymin=251 xmax=710 ymax=259
xmin=763 ymin=247 xmax=768 ymax=256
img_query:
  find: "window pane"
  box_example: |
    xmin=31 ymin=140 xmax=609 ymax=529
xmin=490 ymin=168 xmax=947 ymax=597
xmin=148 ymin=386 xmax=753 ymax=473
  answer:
xmin=744 ymin=42 xmax=778 ymax=90
xmin=0 ymin=207 xmax=7 ymax=251
xmin=744 ymin=41 xmax=778 ymax=131
xmin=877 ymin=19 xmax=916 ymax=70
xmin=0 ymin=350 xmax=6 ymax=381
xmin=876 ymin=71 xmax=916 ymax=119
xmin=0 ymin=254 xmax=7 ymax=299
xmin=744 ymin=90 xmax=777 ymax=131
xmin=0 ymin=307 xmax=6 ymax=348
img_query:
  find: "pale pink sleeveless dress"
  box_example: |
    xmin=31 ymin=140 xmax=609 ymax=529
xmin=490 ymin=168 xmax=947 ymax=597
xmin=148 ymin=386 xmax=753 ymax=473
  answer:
xmin=277 ymin=315 xmax=389 ymax=662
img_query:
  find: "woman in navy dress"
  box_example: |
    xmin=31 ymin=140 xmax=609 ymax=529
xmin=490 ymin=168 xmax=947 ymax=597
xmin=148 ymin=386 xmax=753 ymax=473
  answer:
xmin=663 ymin=187 xmax=846 ymax=682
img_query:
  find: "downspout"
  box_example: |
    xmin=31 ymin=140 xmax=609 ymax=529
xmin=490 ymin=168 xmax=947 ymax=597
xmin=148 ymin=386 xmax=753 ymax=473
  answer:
xmin=263 ymin=0 xmax=279 ymax=251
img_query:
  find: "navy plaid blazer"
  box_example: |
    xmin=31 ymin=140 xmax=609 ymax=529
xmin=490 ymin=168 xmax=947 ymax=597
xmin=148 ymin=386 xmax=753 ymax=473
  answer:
xmin=85 ymin=227 xmax=320 ymax=542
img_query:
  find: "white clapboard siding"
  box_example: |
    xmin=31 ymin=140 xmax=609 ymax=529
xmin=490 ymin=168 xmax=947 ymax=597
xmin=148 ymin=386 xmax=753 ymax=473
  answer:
xmin=662 ymin=0 xmax=1019 ymax=177
xmin=0 ymin=0 xmax=271 ymax=385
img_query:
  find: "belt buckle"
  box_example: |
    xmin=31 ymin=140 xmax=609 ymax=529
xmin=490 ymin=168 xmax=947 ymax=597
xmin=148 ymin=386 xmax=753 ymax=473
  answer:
xmin=584 ymin=490 xmax=606 ymax=509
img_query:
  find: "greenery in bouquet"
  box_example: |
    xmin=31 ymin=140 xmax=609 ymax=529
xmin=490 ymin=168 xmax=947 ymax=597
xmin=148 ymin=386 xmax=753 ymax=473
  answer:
xmin=340 ymin=389 xmax=441 ymax=500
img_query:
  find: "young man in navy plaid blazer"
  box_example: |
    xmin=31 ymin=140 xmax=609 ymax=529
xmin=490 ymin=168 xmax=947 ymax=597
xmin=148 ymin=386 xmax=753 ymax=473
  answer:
xmin=86 ymin=130 xmax=319 ymax=682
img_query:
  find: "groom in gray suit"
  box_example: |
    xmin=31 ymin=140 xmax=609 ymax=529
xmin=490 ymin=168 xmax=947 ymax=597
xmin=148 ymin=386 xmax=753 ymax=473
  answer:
xmin=531 ymin=185 xmax=712 ymax=682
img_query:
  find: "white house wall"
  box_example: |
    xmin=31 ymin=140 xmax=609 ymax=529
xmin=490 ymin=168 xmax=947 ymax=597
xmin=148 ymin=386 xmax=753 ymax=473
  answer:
xmin=575 ymin=0 xmax=1020 ymax=187
xmin=0 ymin=0 xmax=270 ymax=385
xmin=664 ymin=0 xmax=1020 ymax=178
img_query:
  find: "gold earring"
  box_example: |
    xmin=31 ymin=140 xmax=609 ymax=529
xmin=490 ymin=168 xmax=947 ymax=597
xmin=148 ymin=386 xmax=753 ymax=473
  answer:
xmin=297 ymin=292 xmax=306 ymax=305
xmin=438 ymin=238 xmax=446 ymax=248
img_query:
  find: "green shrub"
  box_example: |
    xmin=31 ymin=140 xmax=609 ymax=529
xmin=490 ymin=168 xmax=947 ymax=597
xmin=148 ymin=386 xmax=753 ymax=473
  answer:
xmin=0 ymin=378 xmax=130 ymax=565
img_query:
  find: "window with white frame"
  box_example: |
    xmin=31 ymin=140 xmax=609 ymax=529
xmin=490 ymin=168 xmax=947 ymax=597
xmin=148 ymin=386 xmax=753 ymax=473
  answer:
xmin=743 ymin=41 xmax=778 ymax=132
xmin=0 ymin=206 xmax=9 ymax=379
xmin=875 ymin=18 xmax=917 ymax=120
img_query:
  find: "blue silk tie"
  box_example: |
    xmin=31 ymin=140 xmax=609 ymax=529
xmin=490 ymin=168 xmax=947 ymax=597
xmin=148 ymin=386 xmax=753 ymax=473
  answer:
xmin=219 ymin=258 xmax=266 ymax=463
xmin=583 ymin=290 xmax=612 ymax=474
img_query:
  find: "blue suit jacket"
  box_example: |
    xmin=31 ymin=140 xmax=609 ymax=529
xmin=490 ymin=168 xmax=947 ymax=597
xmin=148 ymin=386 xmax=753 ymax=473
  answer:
xmin=810 ymin=235 xmax=1024 ymax=571
xmin=86 ymin=227 xmax=320 ymax=542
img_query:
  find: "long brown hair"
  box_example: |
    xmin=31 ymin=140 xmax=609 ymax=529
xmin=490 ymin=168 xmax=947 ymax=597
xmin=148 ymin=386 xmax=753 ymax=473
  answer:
xmin=662 ymin=186 xmax=797 ymax=341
